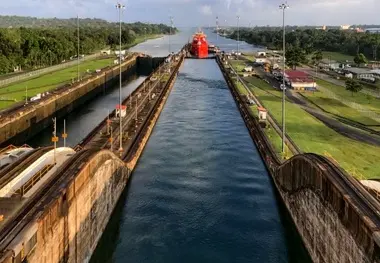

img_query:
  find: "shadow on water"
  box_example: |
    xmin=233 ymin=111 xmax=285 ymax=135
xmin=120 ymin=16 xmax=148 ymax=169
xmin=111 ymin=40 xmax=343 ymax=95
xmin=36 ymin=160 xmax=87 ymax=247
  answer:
xmin=90 ymin=181 xmax=134 ymax=263
xmin=273 ymin=188 xmax=313 ymax=263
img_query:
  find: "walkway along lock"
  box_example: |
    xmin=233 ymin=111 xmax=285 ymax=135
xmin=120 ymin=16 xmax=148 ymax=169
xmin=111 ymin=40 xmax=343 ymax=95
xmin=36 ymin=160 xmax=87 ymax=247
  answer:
xmin=216 ymin=54 xmax=380 ymax=263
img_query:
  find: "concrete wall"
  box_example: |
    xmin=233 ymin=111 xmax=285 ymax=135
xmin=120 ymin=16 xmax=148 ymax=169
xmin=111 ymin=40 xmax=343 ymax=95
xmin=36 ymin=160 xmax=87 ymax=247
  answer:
xmin=216 ymin=55 xmax=380 ymax=263
xmin=0 ymin=51 xmax=186 ymax=263
xmin=275 ymin=155 xmax=380 ymax=263
xmin=136 ymin=56 xmax=166 ymax=76
xmin=26 ymin=150 xmax=129 ymax=263
xmin=0 ymin=56 xmax=138 ymax=147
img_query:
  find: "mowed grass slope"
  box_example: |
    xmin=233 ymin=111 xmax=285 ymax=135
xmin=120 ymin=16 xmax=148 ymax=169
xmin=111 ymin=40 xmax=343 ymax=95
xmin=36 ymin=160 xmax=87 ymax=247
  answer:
xmin=302 ymin=90 xmax=380 ymax=126
xmin=321 ymin=51 xmax=354 ymax=62
xmin=0 ymin=58 xmax=114 ymax=109
xmin=316 ymin=79 xmax=380 ymax=114
xmin=242 ymin=75 xmax=380 ymax=179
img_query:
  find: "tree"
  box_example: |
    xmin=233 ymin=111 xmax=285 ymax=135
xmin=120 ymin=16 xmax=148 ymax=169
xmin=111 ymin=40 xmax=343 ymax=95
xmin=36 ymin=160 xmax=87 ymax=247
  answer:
xmin=345 ymin=79 xmax=363 ymax=96
xmin=285 ymin=46 xmax=306 ymax=70
xmin=0 ymin=18 xmax=175 ymax=74
xmin=311 ymin=50 xmax=323 ymax=66
xmin=354 ymin=53 xmax=368 ymax=66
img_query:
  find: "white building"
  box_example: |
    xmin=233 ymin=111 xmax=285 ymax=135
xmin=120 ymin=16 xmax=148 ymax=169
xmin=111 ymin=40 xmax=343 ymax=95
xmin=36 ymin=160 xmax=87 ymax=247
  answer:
xmin=346 ymin=68 xmax=375 ymax=82
xmin=114 ymin=50 xmax=126 ymax=56
xmin=340 ymin=25 xmax=351 ymax=30
xmin=370 ymin=69 xmax=380 ymax=80
xmin=318 ymin=59 xmax=341 ymax=70
xmin=257 ymin=51 xmax=266 ymax=57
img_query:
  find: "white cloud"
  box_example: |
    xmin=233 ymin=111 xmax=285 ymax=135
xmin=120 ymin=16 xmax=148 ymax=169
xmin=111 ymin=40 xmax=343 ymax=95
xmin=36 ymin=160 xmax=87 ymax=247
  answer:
xmin=0 ymin=0 xmax=379 ymax=26
xmin=199 ymin=5 xmax=213 ymax=16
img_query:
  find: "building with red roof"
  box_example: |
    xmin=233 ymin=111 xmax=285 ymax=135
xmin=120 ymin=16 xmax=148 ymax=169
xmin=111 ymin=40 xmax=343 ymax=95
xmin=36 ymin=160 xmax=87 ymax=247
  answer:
xmin=284 ymin=70 xmax=317 ymax=91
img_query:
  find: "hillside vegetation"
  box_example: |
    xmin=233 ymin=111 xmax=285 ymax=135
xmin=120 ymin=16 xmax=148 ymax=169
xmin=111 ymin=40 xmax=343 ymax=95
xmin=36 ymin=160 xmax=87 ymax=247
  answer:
xmin=0 ymin=15 xmax=176 ymax=74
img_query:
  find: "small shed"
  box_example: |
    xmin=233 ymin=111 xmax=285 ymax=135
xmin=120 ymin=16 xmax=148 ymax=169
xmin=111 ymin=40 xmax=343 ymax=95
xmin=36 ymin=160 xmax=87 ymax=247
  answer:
xmin=345 ymin=68 xmax=375 ymax=82
xmin=116 ymin=104 xmax=127 ymax=118
xmin=257 ymin=107 xmax=267 ymax=121
xmin=285 ymin=70 xmax=317 ymax=91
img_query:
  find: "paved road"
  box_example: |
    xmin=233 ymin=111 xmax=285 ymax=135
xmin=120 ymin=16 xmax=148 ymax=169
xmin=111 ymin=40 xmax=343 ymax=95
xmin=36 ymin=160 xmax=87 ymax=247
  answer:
xmin=249 ymin=63 xmax=380 ymax=146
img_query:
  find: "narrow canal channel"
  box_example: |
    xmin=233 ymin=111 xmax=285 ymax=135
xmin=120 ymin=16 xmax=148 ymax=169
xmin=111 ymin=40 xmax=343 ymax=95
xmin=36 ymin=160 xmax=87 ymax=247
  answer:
xmin=91 ymin=59 xmax=311 ymax=262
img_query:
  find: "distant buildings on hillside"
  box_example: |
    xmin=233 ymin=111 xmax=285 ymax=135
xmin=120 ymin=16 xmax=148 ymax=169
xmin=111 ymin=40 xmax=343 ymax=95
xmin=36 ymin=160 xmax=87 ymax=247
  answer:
xmin=315 ymin=25 xmax=327 ymax=30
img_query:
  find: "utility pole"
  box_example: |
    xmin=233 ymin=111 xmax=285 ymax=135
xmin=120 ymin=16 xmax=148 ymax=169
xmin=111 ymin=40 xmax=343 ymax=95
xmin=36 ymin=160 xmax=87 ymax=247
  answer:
xmin=216 ymin=16 xmax=219 ymax=43
xmin=237 ymin=15 xmax=240 ymax=55
xmin=279 ymin=2 xmax=289 ymax=154
xmin=52 ymin=117 xmax=58 ymax=164
xmin=25 ymin=86 xmax=28 ymax=105
xmin=135 ymin=96 xmax=138 ymax=121
xmin=77 ymin=14 xmax=80 ymax=82
xmin=62 ymin=119 xmax=67 ymax=147
xmin=62 ymin=119 xmax=68 ymax=147
xmin=169 ymin=16 xmax=174 ymax=54
xmin=116 ymin=2 xmax=125 ymax=155
xmin=144 ymin=27 xmax=147 ymax=54
xmin=107 ymin=110 xmax=110 ymax=135
xmin=110 ymin=126 xmax=113 ymax=152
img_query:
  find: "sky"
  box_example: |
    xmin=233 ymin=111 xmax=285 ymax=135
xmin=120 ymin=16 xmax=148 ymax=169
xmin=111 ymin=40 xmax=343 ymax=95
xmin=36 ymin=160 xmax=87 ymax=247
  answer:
xmin=0 ymin=0 xmax=379 ymax=27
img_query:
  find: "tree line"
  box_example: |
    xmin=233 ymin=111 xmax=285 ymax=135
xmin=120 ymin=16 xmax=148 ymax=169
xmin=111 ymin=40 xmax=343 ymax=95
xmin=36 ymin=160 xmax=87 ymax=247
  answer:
xmin=0 ymin=17 xmax=175 ymax=74
xmin=227 ymin=28 xmax=380 ymax=63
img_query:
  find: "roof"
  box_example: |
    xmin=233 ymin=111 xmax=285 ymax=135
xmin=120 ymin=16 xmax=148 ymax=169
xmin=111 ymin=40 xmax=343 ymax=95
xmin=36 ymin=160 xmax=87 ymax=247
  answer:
xmin=285 ymin=70 xmax=314 ymax=83
xmin=285 ymin=70 xmax=309 ymax=78
xmin=370 ymin=69 xmax=380 ymax=75
xmin=346 ymin=67 xmax=373 ymax=75
xmin=257 ymin=107 xmax=267 ymax=112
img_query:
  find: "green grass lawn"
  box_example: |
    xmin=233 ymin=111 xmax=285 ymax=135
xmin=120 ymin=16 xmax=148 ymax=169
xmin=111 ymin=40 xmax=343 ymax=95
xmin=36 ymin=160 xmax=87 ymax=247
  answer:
xmin=302 ymin=90 xmax=380 ymax=126
xmin=232 ymin=73 xmax=292 ymax=159
xmin=321 ymin=51 xmax=354 ymax=62
xmin=317 ymin=79 xmax=380 ymax=114
xmin=241 ymin=54 xmax=255 ymax=62
xmin=240 ymin=76 xmax=380 ymax=179
xmin=0 ymin=58 xmax=114 ymax=109
xmin=229 ymin=60 xmax=250 ymax=73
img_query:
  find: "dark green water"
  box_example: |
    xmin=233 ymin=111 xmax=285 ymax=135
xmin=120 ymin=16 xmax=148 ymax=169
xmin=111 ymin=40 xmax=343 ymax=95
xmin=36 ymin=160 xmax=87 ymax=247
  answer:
xmin=90 ymin=59 xmax=311 ymax=263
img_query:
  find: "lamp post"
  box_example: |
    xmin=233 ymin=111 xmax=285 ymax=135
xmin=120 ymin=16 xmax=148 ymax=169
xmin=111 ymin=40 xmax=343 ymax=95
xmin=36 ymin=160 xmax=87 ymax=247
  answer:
xmin=216 ymin=16 xmax=219 ymax=43
xmin=77 ymin=14 xmax=80 ymax=81
xmin=116 ymin=2 xmax=125 ymax=154
xmin=279 ymin=2 xmax=289 ymax=154
xmin=169 ymin=16 xmax=174 ymax=54
xmin=237 ymin=15 xmax=240 ymax=55
xmin=144 ymin=27 xmax=147 ymax=54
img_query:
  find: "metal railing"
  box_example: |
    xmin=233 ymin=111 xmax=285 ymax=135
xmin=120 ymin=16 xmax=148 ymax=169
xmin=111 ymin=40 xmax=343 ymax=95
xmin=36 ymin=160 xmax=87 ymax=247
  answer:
xmin=15 ymin=164 xmax=54 ymax=196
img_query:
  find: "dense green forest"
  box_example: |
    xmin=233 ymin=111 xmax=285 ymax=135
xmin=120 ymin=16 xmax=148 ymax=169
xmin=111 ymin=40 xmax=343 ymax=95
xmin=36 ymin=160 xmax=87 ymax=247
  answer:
xmin=0 ymin=16 xmax=175 ymax=74
xmin=227 ymin=28 xmax=380 ymax=62
xmin=0 ymin=16 xmax=113 ymax=28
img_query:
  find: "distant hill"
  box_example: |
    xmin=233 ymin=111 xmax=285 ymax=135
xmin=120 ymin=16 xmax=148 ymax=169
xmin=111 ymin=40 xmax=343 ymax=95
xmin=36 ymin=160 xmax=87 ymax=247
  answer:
xmin=0 ymin=15 xmax=120 ymax=28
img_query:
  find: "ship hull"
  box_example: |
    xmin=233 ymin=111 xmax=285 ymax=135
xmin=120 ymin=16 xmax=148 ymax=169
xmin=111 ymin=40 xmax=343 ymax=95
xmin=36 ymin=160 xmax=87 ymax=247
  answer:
xmin=191 ymin=45 xmax=208 ymax=58
xmin=190 ymin=31 xmax=209 ymax=59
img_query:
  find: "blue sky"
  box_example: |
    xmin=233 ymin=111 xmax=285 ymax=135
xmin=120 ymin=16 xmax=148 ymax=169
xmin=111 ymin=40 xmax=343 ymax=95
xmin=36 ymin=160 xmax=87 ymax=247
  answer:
xmin=1 ymin=0 xmax=378 ymax=27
